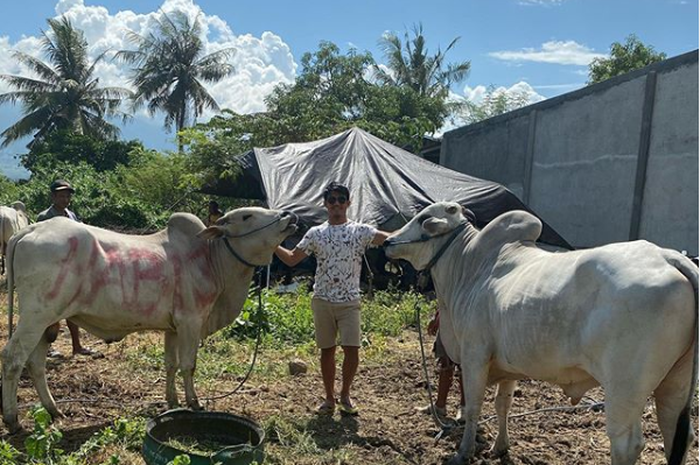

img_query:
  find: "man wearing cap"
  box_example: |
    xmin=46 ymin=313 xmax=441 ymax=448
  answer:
xmin=275 ymin=182 xmax=390 ymax=416
xmin=37 ymin=180 xmax=99 ymax=357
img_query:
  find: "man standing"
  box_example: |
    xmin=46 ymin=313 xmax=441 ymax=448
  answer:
xmin=275 ymin=182 xmax=389 ymax=415
xmin=37 ymin=179 xmax=98 ymax=357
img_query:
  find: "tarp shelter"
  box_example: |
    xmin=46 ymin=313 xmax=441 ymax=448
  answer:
xmin=202 ymin=127 xmax=572 ymax=249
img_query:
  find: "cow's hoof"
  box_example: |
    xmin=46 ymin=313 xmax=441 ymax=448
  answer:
xmin=490 ymin=440 xmax=509 ymax=457
xmin=446 ymin=454 xmax=466 ymax=465
xmin=188 ymin=403 xmax=203 ymax=411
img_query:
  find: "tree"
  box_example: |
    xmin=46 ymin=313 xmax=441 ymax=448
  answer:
xmin=0 ymin=17 xmax=131 ymax=148
xmin=20 ymin=130 xmax=144 ymax=173
xmin=375 ymin=23 xmax=471 ymax=98
xmin=181 ymin=41 xmax=450 ymax=185
xmin=459 ymin=85 xmax=531 ymax=125
xmin=116 ymin=10 xmax=236 ymax=150
xmin=588 ymin=35 xmax=667 ymax=84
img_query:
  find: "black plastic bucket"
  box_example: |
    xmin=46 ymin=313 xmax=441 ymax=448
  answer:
xmin=142 ymin=409 xmax=265 ymax=465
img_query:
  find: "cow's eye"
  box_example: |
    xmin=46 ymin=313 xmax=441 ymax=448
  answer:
xmin=242 ymin=214 xmax=252 ymax=221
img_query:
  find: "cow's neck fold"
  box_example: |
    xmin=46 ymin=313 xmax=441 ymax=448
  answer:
xmin=430 ymin=226 xmax=478 ymax=310
xmin=209 ymin=238 xmax=256 ymax=291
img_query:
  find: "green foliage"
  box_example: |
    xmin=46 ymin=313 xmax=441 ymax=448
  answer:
xmin=0 ymin=173 xmax=20 ymax=201
xmin=167 ymin=456 xmax=191 ymax=465
xmin=20 ymin=130 xmax=144 ymax=173
xmin=224 ymin=286 xmax=430 ymax=347
xmin=588 ymin=34 xmax=667 ymax=84
xmin=24 ymin=405 xmax=64 ymax=462
xmin=0 ymin=17 xmax=131 ymax=148
xmin=0 ymin=150 xmax=209 ymax=232
xmin=0 ymin=414 xmax=146 ymax=465
xmin=459 ymin=85 xmax=532 ymax=125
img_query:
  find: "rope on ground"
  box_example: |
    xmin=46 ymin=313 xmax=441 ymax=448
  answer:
xmin=478 ymin=399 xmax=604 ymax=425
xmin=414 ymin=300 xmax=457 ymax=442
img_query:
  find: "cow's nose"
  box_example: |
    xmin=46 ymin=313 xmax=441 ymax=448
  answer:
xmin=281 ymin=211 xmax=298 ymax=223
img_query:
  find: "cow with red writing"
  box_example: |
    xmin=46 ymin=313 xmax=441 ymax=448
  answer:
xmin=1 ymin=207 xmax=297 ymax=433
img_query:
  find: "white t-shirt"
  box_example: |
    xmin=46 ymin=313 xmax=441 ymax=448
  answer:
xmin=297 ymin=221 xmax=377 ymax=303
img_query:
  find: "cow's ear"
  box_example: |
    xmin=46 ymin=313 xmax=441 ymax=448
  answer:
xmin=197 ymin=226 xmax=225 ymax=240
xmin=422 ymin=217 xmax=451 ymax=235
xmin=445 ymin=204 xmax=459 ymax=215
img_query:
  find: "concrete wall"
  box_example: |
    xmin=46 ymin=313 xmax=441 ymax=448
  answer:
xmin=441 ymin=51 xmax=698 ymax=254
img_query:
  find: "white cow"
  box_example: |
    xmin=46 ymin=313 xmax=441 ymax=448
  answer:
xmin=0 ymin=201 xmax=30 ymax=275
xmin=2 ymin=207 xmax=296 ymax=433
xmin=385 ymin=202 xmax=697 ymax=465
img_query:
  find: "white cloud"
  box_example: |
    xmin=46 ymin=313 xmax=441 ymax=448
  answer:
xmin=435 ymin=81 xmax=546 ymax=136
xmin=0 ymin=0 xmax=297 ymax=132
xmin=490 ymin=40 xmax=605 ymax=66
xmin=462 ymin=81 xmax=545 ymax=105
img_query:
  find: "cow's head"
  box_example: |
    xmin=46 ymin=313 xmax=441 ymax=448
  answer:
xmin=10 ymin=201 xmax=30 ymax=227
xmin=197 ymin=207 xmax=297 ymax=265
xmin=384 ymin=202 xmax=474 ymax=270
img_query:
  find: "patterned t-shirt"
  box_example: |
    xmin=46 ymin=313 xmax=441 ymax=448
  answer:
xmin=297 ymin=221 xmax=377 ymax=303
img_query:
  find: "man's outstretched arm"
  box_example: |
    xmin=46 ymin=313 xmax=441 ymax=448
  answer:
xmin=275 ymin=246 xmax=308 ymax=267
xmin=372 ymin=230 xmax=391 ymax=246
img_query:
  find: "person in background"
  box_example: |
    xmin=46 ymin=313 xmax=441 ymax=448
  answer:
xmin=206 ymin=200 xmax=224 ymax=226
xmin=37 ymin=179 xmax=100 ymax=358
xmin=275 ymin=182 xmax=390 ymax=415
xmin=417 ymin=306 xmax=466 ymax=422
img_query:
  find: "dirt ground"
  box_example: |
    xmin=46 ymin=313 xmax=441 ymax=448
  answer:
xmin=0 ymin=308 xmax=696 ymax=465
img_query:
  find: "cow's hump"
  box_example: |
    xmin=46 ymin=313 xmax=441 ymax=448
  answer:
xmin=167 ymin=213 xmax=206 ymax=238
xmin=477 ymin=210 xmax=542 ymax=248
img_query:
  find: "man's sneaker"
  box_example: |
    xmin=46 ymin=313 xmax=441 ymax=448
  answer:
xmin=47 ymin=349 xmax=63 ymax=359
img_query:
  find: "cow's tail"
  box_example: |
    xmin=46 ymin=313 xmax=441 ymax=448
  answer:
xmin=5 ymin=227 xmax=31 ymax=340
xmin=0 ymin=211 xmax=6 ymax=275
xmin=664 ymin=250 xmax=698 ymax=465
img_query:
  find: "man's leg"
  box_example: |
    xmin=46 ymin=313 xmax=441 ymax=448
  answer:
xmin=436 ymin=361 xmax=455 ymax=410
xmin=67 ymin=320 xmax=97 ymax=356
xmin=339 ymin=345 xmax=359 ymax=408
xmin=319 ymin=347 xmax=337 ymax=411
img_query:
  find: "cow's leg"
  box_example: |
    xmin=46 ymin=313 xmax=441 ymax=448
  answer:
xmin=176 ymin=325 xmax=202 ymax=410
xmin=654 ymin=346 xmax=694 ymax=464
xmin=449 ymin=355 xmax=489 ymax=465
xmin=491 ymin=380 xmax=516 ymax=457
xmin=605 ymin=391 xmax=646 ymax=465
xmin=164 ymin=331 xmax=180 ymax=409
xmin=1 ymin=319 xmax=52 ymax=433
xmin=25 ymin=335 xmax=61 ymax=420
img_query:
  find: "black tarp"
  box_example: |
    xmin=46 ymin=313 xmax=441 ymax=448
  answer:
xmin=202 ymin=127 xmax=572 ymax=249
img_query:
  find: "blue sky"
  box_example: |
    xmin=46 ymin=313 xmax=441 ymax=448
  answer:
xmin=0 ymin=0 xmax=697 ymax=179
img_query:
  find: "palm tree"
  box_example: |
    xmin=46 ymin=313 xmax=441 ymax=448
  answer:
xmin=116 ymin=11 xmax=236 ymax=150
xmin=375 ymin=23 xmax=471 ymax=98
xmin=0 ymin=17 xmax=132 ymax=148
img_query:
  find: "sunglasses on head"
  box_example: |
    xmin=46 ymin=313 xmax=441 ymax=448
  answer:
xmin=326 ymin=195 xmax=347 ymax=205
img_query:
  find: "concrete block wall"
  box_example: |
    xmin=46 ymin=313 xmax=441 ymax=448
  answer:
xmin=441 ymin=50 xmax=698 ymax=254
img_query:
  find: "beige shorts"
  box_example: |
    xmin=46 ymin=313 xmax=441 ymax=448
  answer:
xmin=311 ymin=298 xmax=361 ymax=349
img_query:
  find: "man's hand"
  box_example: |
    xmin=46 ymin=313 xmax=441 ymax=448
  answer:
xmin=427 ymin=315 xmax=439 ymax=336
xmin=372 ymin=230 xmax=391 ymax=246
xmin=275 ymin=246 xmax=308 ymax=267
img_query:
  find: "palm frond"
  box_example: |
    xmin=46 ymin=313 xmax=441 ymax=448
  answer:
xmin=10 ymin=51 xmax=60 ymax=84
